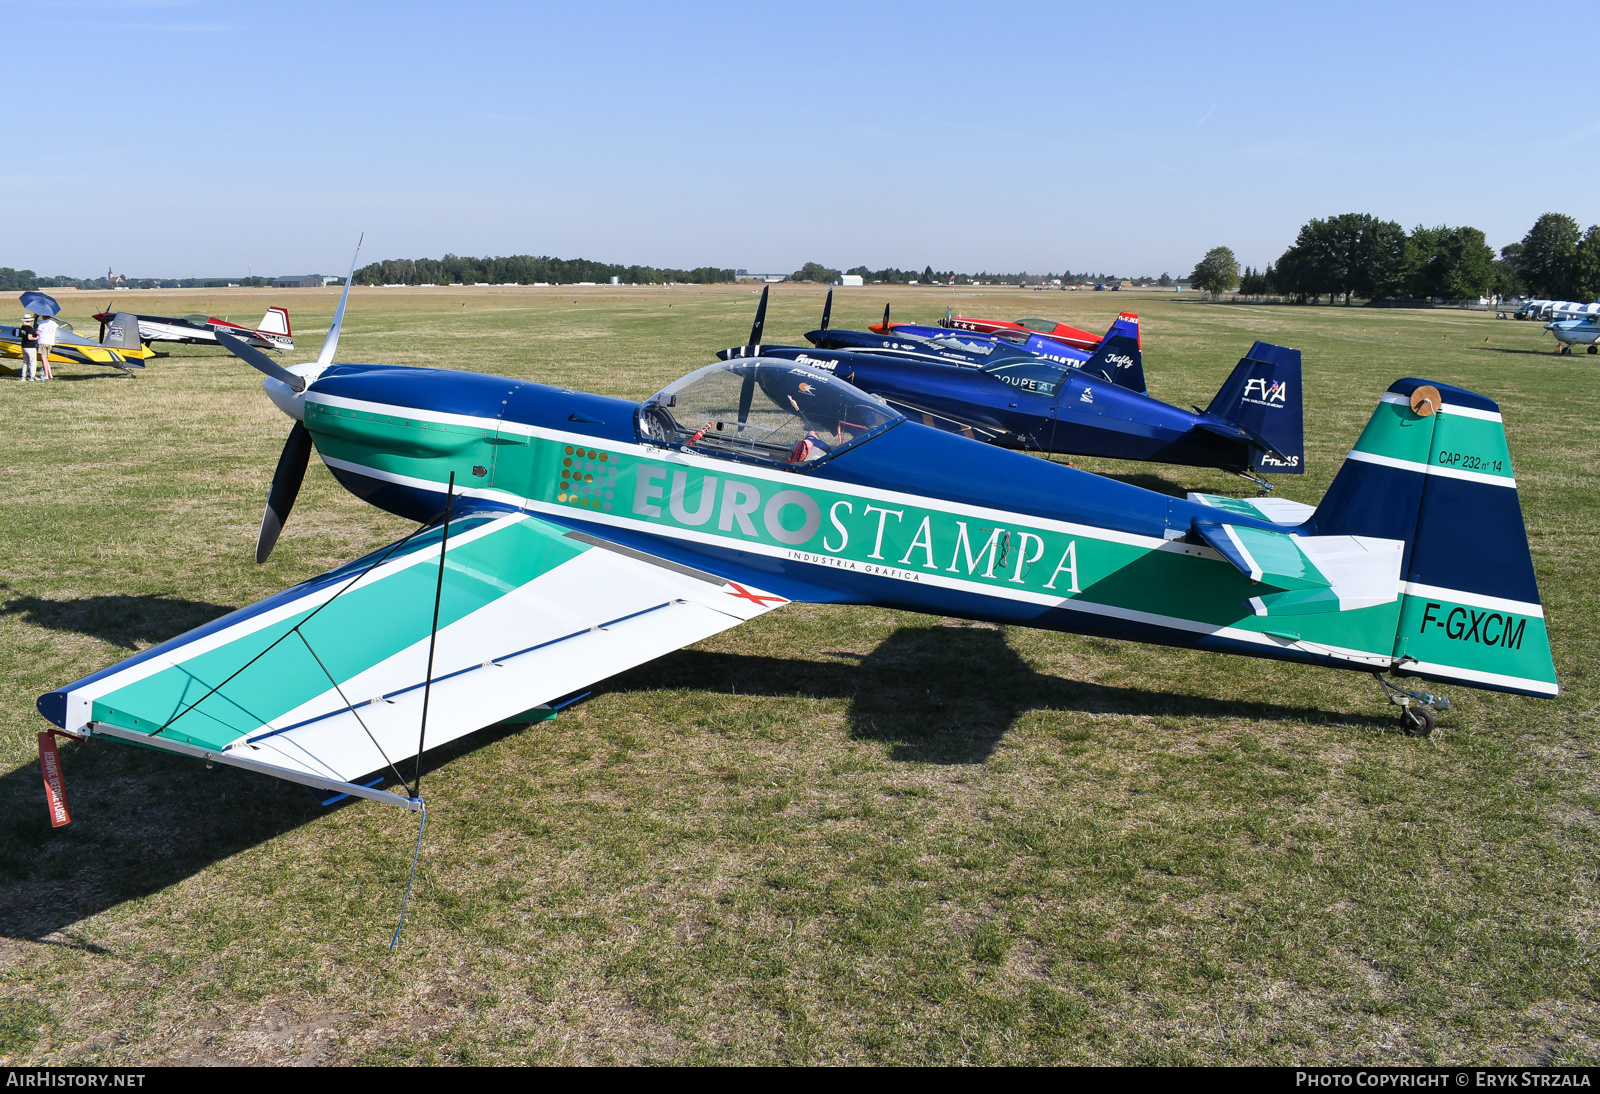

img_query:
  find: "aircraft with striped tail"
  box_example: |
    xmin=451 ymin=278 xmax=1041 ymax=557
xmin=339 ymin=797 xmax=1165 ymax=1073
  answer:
xmin=36 ymin=252 xmax=1558 ymax=813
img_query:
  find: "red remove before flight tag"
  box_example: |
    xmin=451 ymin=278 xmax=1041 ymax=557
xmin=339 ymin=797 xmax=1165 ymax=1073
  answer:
xmin=38 ymin=733 xmax=70 ymax=827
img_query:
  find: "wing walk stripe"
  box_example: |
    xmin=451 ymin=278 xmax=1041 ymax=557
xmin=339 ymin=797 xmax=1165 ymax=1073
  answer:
xmin=562 ymin=529 xmax=726 ymax=584
xmin=236 ymin=600 xmax=680 ymax=746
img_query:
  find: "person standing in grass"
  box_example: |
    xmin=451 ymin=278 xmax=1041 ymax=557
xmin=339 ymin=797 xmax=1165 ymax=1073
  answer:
xmin=18 ymin=315 xmax=39 ymax=380
xmin=35 ymin=312 xmax=57 ymax=380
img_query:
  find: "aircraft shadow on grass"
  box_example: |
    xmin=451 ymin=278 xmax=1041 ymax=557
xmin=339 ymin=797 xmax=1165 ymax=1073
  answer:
xmin=1473 ymin=345 xmax=1569 ymax=357
xmin=1 ymin=594 xmax=236 ymax=650
xmin=0 ymin=611 xmax=1391 ymax=943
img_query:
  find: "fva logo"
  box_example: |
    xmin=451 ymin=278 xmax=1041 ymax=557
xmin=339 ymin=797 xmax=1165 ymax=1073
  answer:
xmin=1244 ymin=378 xmax=1289 ymax=405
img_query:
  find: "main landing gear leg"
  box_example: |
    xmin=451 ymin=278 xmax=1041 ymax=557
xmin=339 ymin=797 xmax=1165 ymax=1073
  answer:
xmin=1373 ymin=672 xmax=1450 ymax=737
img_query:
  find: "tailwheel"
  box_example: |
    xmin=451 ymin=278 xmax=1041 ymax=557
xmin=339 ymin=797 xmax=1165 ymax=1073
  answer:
xmin=1399 ymin=705 xmax=1436 ymax=738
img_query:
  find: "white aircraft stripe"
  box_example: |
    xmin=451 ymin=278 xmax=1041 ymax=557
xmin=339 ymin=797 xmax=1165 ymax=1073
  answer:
xmin=1378 ymin=392 xmax=1503 ymax=422
xmin=1399 ymin=660 xmax=1558 ymax=696
xmin=313 ymin=417 xmax=1177 ymax=551
xmin=1346 ymin=449 xmax=1516 ymax=488
xmin=1221 ymin=523 xmax=1263 ymax=582
xmin=1400 ymin=582 xmax=1544 ymax=618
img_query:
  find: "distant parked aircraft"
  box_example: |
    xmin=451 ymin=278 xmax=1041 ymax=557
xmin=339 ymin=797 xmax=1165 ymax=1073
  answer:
xmin=90 ymin=305 xmax=294 ymax=351
xmin=1546 ymin=313 xmax=1600 ymax=354
xmin=1 ymin=311 xmax=151 ymax=374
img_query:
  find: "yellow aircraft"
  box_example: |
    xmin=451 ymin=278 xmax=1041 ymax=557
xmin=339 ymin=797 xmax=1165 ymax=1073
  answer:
xmin=0 ymin=310 xmax=155 ymax=374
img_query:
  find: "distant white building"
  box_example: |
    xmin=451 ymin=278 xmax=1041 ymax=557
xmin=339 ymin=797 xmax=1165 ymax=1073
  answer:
xmin=273 ymin=274 xmax=327 ymax=288
xmin=837 ymin=274 xmax=864 ymax=287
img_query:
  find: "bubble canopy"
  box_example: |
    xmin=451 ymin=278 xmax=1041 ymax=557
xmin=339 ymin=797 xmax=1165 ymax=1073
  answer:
xmin=637 ymin=360 xmax=903 ymax=468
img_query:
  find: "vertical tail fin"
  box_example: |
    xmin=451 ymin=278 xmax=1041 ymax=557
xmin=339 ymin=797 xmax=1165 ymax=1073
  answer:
xmin=1205 ymin=342 xmax=1303 ymax=474
xmin=1080 ymin=316 xmax=1145 ymax=393
xmin=257 ymin=306 xmax=291 ymax=337
xmin=1115 ymin=311 xmax=1142 ymax=350
xmin=100 ymin=312 xmax=140 ymax=350
xmin=1311 ymin=379 xmax=1556 ymax=697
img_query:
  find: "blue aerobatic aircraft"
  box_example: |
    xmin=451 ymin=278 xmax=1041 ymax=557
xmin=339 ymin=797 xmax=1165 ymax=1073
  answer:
xmin=35 ymin=246 xmax=1557 ymax=819
xmin=799 ymin=295 xmax=1145 ymax=390
xmin=721 ymin=288 xmax=1302 ymax=485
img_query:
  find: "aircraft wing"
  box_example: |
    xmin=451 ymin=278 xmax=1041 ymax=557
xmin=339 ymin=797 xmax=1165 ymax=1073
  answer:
xmin=38 ymin=510 xmax=784 ymax=808
xmin=1191 ymin=521 xmax=1402 ymax=618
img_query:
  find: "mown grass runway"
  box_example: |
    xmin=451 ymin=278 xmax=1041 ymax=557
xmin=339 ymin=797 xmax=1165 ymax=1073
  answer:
xmin=1 ymin=284 xmax=1595 ymax=1064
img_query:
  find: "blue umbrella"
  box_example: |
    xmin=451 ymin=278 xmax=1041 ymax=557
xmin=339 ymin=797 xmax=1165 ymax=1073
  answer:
xmin=19 ymin=291 xmax=60 ymax=317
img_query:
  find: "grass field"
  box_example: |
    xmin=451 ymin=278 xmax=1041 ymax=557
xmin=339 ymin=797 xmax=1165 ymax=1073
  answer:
xmin=1 ymin=284 xmax=1595 ymax=1065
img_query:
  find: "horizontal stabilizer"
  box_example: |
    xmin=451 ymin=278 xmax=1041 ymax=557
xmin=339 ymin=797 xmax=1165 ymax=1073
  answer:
xmin=1191 ymin=521 xmax=1403 ymax=617
xmin=1187 ymin=492 xmax=1315 ymax=526
xmin=1193 ymin=416 xmax=1289 ymax=465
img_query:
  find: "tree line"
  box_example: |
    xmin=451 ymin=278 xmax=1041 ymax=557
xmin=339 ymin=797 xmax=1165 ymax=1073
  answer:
xmin=352 ymin=254 xmax=736 ymax=286
xmin=1190 ymin=213 xmax=1600 ymax=304
xmin=0 ymin=268 xmax=279 ymax=290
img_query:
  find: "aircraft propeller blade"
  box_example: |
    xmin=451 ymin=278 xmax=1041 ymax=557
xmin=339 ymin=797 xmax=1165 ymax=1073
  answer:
xmin=882 ymin=302 xmax=891 ymax=329
xmin=316 ymin=234 xmax=364 ymax=369
xmin=257 ymin=422 xmax=313 ymax=563
xmin=217 ymin=331 xmax=306 ymax=392
xmin=747 ymin=284 xmax=768 ymax=351
xmin=821 ymin=287 xmax=833 ymax=331
xmin=99 ymin=300 xmax=113 ymax=342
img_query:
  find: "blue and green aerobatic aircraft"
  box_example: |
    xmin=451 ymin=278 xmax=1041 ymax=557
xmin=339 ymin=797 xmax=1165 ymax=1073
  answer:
xmin=37 ymin=248 xmax=1558 ymax=813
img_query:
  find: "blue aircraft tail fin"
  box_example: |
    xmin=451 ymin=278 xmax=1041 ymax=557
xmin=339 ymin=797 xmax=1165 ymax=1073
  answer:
xmin=1204 ymin=341 xmax=1303 ymax=475
xmin=1307 ymin=378 xmax=1556 ymax=698
xmin=1080 ymin=317 xmax=1145 ymax=393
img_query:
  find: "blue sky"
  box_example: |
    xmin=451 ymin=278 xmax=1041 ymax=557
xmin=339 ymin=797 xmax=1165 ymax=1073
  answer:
xmin=5 ymin=0 xmax=1595 ymax=279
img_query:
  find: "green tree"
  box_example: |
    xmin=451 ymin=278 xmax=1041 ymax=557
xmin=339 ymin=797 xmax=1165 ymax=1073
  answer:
xmin=1189 ymin=246 xmax=1240 ymax=297
xmin=1573 ymin=226 xmax=1600 ymax=303
xmin=1353 ymin=218 xmax=1410 ymax=301
xmin=791 ymin=262 xmax=842 ymax=283
xmin=1493 ymin=243 xmax=1525 ymax=298
xmin=1157 ymin=272 xmax=1173 ymax=287
xmin=1406 ymin=225 xmax=1495 ymax=300
xmin=1518 ymin=213 xmax=1582 ymax=298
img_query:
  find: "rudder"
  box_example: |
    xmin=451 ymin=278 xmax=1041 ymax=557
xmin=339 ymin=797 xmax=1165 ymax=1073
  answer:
xmin=1206 ymin=341 xmax=1303 ymax=474
xmin=1310 ymin=378 xmax=1556 ymax=697
xmin=257 ymin=306 xmax=291 ymax=337
xmin=1080 ymin=314 xmax=1145 ymax=393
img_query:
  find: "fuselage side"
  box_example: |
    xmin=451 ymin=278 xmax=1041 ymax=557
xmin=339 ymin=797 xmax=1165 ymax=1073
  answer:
xmin=295 ymin=363 xmax=1417 ymax=686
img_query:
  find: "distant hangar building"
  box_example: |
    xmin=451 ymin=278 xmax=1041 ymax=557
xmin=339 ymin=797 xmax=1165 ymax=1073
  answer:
xmin=273 ymin=274 xmax=327 ymax=288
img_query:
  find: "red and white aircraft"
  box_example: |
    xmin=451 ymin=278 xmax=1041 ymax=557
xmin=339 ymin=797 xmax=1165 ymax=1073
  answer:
xmin=90 ymin=306 xmax=294 ymax=351
xmin=938 ymin=314 xmax=1113 ymax=352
